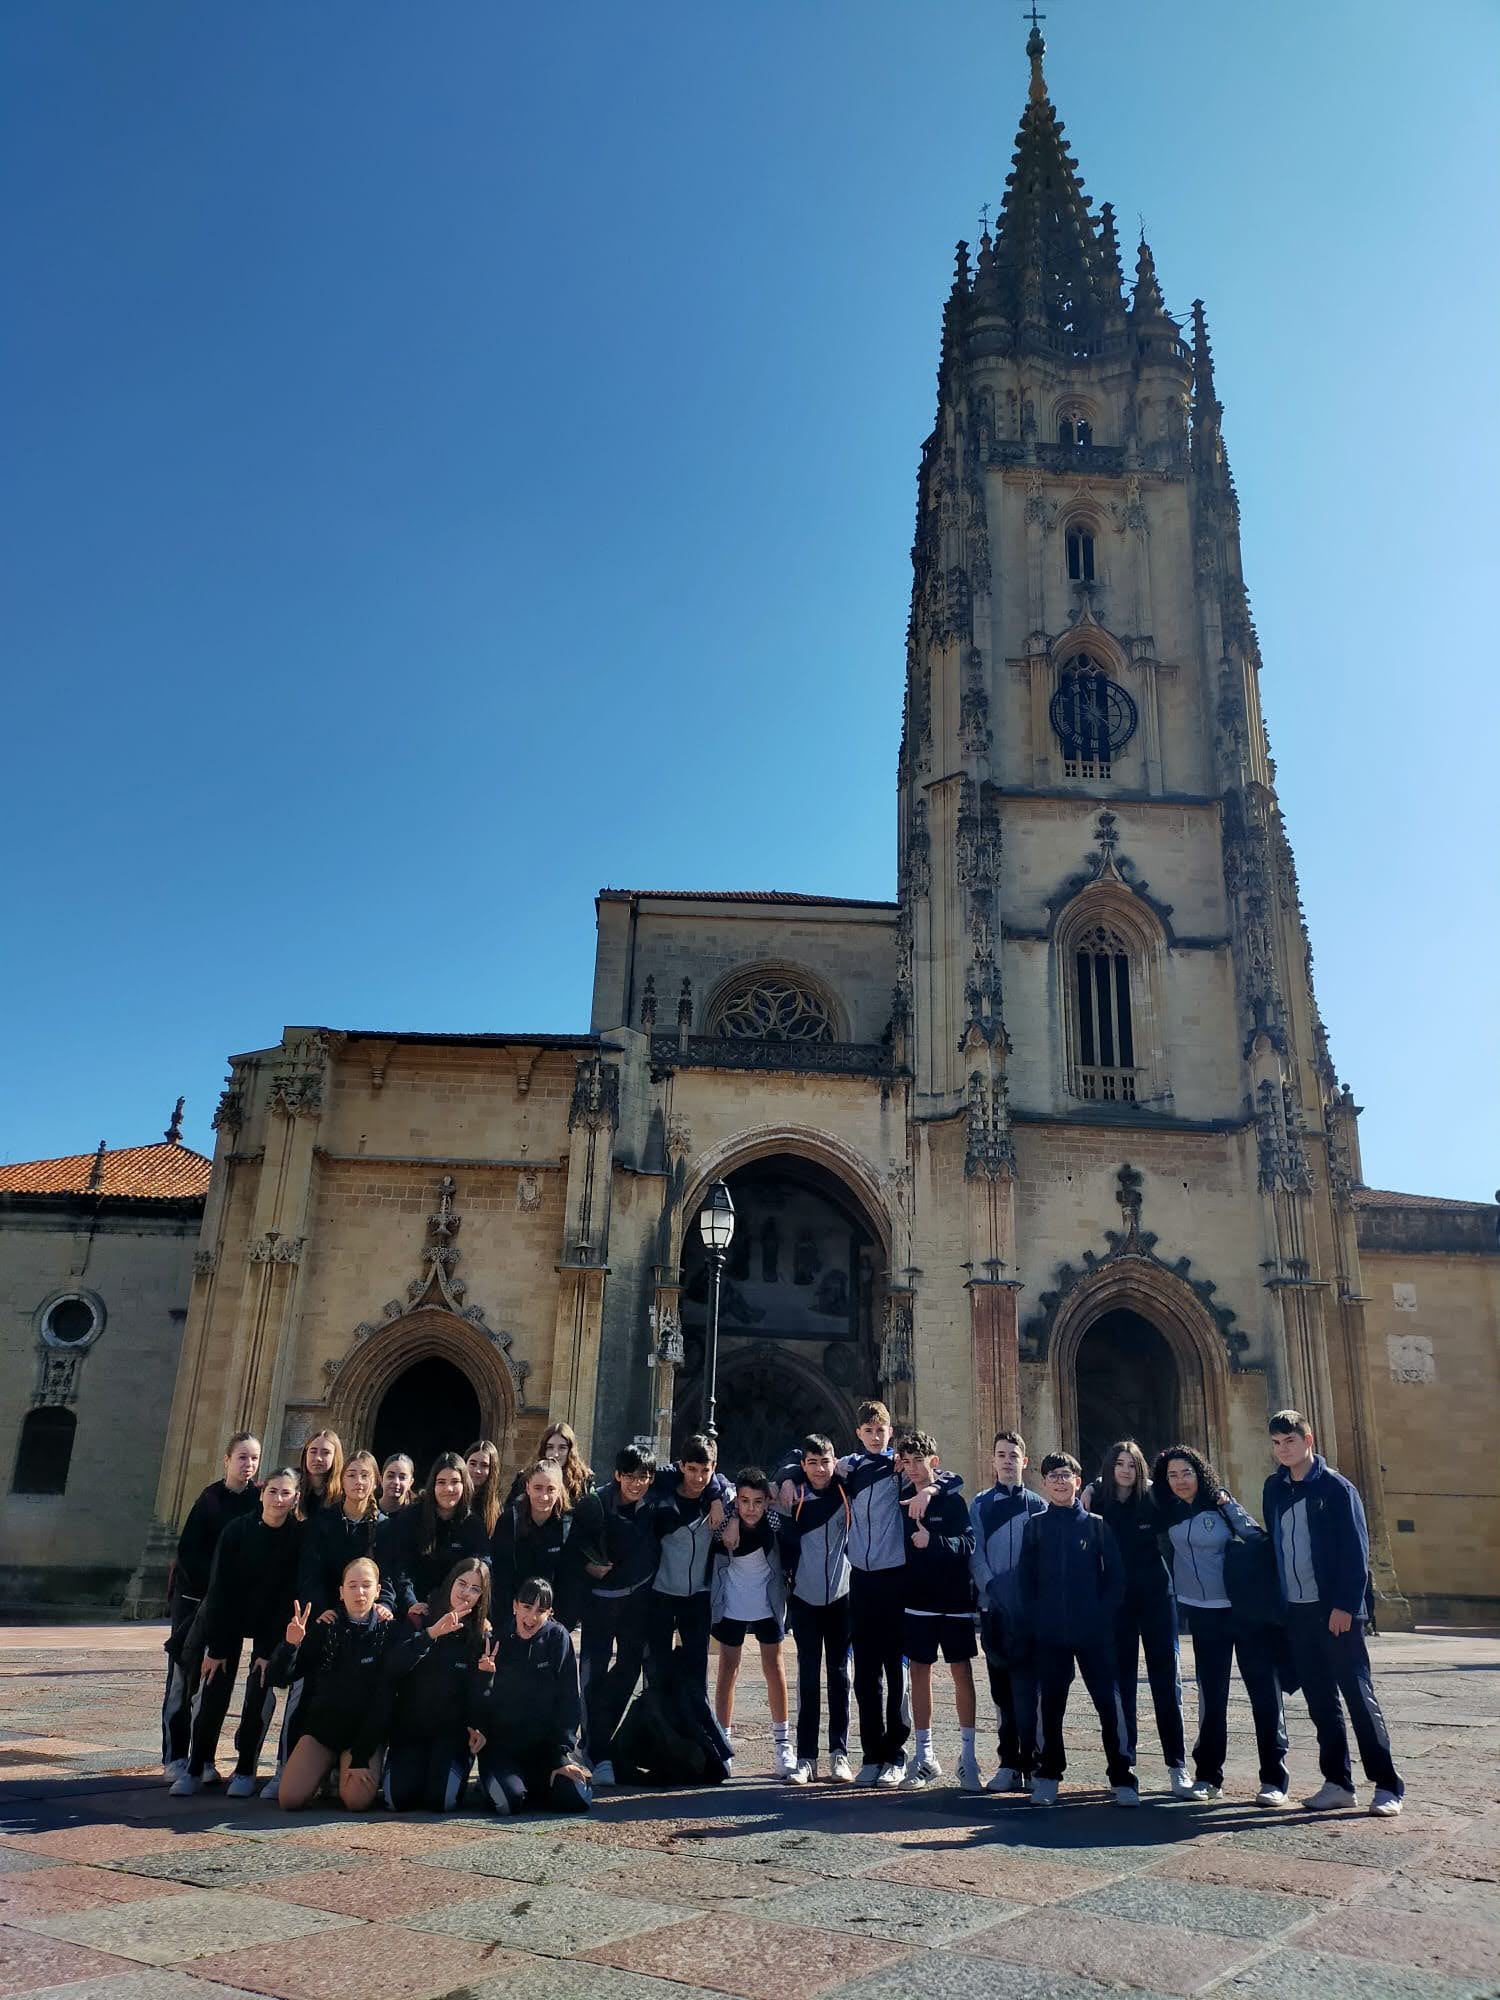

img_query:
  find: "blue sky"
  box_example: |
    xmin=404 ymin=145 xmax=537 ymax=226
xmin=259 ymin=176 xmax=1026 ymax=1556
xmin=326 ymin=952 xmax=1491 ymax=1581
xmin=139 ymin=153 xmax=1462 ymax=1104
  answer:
xmin=3 ymin=0 xmax=1496 ymax=1200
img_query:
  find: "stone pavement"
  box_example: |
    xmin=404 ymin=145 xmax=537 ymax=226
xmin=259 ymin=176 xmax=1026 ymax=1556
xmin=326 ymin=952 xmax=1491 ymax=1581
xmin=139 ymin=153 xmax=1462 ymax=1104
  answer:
xmin=2 ymin=1623 xmax=1499 ymax=2000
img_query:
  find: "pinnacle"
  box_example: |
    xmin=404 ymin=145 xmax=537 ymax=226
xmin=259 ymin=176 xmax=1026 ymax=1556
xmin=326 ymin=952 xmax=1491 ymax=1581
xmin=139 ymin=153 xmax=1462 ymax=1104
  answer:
xmin=1132 ymin=234 xmax=1168 ymax=319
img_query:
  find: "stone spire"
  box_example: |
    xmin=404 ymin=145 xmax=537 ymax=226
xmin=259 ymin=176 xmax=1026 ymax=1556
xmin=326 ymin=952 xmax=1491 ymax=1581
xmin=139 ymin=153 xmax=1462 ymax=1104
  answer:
xmin=1131 ymin=232 xmax=1168 ymax=318
xmin=164 ymin=1096 xmax=185 ymax=1146
xmin=1191 ymin=297 xmax=1234 ymax=492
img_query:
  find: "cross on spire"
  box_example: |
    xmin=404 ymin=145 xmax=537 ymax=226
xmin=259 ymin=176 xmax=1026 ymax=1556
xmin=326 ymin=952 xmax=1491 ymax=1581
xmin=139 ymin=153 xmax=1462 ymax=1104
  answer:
xmin=1023 ymin=2 xmax=1046 ymax=28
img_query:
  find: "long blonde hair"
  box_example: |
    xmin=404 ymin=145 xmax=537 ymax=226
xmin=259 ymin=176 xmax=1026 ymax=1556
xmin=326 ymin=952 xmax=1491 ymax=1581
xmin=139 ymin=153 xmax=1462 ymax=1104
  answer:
xmin=465 ymin=1438 xmax=503 ymax=1537
xmin=535 ymin=1421 xmax=592 ymax=1510
xmin=340 ymin=1450 xmax=382 ymax=1524
xmin=298 ymin=1430 xmax=344 ymax=1518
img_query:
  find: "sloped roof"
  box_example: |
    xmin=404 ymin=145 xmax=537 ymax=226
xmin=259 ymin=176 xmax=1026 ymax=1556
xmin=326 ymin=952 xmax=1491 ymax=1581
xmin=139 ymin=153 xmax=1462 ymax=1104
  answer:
xmin=602 ymin=889 xmax=897 ymax=910
xmin=1352 ymin=1187 xmax=1496 ymax=1214
xmin=0 ymin=1141 xmax=212 ymax=1201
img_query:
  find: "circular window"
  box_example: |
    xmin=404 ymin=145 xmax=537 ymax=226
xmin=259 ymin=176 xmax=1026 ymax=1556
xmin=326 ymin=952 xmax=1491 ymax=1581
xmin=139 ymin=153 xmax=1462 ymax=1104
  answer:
xmin=710 ymin=976 xmax=837 ymax=1044
xmin=41 ymin=1294 xmax=102 ymax=1347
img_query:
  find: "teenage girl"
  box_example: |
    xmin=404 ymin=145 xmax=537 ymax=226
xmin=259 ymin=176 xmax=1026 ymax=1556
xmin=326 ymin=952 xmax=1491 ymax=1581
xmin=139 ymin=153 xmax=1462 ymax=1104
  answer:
xmin=476 ymin=1577 xmax=591 ymax=1816
xmin=162 ymin=1431 xmax=261 ymax=1780
xmin=465 ymin=1439 xmax=504 ymax=1542
xmin=1151 ymin=1444 xmax=1289 ymax=1805
xmin=378 ymin=1452 xmax=491 ymax=1624
xmin=298 ymin=1431 xmax=343 ymax=1521
xmin=267 ymin=1557 xmax=399 ymax=1810
xmin=1089 ymin=1440 xmax=1192 ymax=1798
xmin=383 ymin=1557 xmax=496 ymax=1810
xmin=491 ymin=1459 xmax=572 ymax=1615
xmin=380 ymin=1454 xmax=415 ymax=1513
xmin=171 ymin=1467 xmax=303 ymax=1797
xmin=506 ymin=1421 xmax=593 ymax=1509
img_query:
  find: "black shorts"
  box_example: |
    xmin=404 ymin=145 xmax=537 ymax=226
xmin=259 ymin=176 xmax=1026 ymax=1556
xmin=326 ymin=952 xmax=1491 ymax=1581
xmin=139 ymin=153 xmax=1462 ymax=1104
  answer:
xmin=712 ymin=1615 xmax=784 ymax=1648
xmin=904 ymin=1611 xmax=978 ymax=1665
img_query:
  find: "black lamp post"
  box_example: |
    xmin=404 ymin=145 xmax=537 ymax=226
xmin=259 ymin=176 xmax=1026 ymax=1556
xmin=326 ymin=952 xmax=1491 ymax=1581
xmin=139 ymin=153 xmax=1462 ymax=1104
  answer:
xmin=697 ymin=1180 xmax=736 ymax=1443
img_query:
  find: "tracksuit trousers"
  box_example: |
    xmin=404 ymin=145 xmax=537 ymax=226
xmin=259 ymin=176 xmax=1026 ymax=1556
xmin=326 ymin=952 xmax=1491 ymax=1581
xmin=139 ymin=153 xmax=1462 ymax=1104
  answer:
xmin=581 ymin=1586 xmax=652 ymax=1763
xmin=980 ymin=1614 xmax=1039 ymax=1776
xmin=160 ymin=1589 xmax=204 ymax=1766
xmin=1115 ymin=1591 xmax=1186 ymax=1770
xmin=1285 ymin=1602 xmax=1402 ymax=1797
xmin=849 ymin=1567 xmax=909 ymax=1768
xmin=1034 ymin=1640 xmax=1137 ymax=1788
xmin=789 ymin=1594 xmax=852 ymax=1762
xmin=478 ymin=1739 xmax=592 ymax=1816
xmin=383 ymin=1735 xmax=471 ymax=1811
xmin=646 ymin=1592 xmax=712 ymax=1687
xmin=1186 ymin=1606 xmax=1288 ymax=1790
xmin=185 ymin=1639 xmax=279 ymax=1779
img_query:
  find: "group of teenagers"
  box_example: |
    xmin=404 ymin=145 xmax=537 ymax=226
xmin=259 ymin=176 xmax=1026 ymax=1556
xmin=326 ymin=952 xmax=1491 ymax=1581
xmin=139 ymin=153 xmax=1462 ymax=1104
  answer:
xmin=159 ymin=1396 xmax=1405 ymax=1821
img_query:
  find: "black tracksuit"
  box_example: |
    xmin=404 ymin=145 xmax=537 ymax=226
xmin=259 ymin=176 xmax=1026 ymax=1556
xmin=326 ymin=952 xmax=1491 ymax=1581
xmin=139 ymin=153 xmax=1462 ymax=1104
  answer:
xmin=382 ymin=1620 xmax=491 ymax=1811
xmin=476 ymin=1614 xmax=589 ymax=1815
xmin=573 ymin=1483 xmax=661 ymax=1764
xmin=187 ymin=1512 xmax=303 ymax=1779
xmin=490 ymin=1498 xmax=574 ymax=1625
xmin=376 ymin=1505 xmax=492 ymax=1622
xmin=265 ymin=1608 xmax=398 ymax=1765
xmin=1017 ymin=1501 xmax=1135 ymax=1788
xmin=162 ymin=1478 xmax=260 ymax=1765
xmin=1094 ymin=1491 xmax=1185 ymax=1771
xmin=296 ymin=1506 xmax=386 ymax=1618
xmin=778 ymin=1479 xmax=853 ymax=1763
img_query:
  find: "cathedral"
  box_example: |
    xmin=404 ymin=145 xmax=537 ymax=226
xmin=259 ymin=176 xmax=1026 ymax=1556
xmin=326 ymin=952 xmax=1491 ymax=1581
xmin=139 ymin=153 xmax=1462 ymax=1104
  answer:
xmin=4 ymin=29 xmax=1495 ymax=1618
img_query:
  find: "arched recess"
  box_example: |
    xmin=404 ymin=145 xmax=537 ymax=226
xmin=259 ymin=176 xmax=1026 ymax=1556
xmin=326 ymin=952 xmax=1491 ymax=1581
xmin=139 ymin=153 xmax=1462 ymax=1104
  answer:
xmin=1052 ymin=881 xmax=1170 ymax=1109
xmin=674 ymin=1341 xmax=861 ymax=1477
xmin=683 ymin=1126 xmax=892 ymax=1260
xmin=1051 ymin=1260 xmax=1232 ymax=1473
xmin=326 ymin=1307 xmax=517 ymax=1467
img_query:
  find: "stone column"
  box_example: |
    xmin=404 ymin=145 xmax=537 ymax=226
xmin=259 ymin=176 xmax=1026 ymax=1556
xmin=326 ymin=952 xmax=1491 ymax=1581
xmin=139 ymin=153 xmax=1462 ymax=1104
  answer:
xmin=546 ymin=1054 xmax=619 ymax=1461
xmin=966 ymin=1270 xmax=1023 ymax=1474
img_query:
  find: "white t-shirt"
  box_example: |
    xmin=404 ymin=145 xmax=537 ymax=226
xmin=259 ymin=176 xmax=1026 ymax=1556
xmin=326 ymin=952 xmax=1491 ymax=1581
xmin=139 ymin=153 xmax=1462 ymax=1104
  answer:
xmin=722 ymin=1543 xmax=774 ymax=1622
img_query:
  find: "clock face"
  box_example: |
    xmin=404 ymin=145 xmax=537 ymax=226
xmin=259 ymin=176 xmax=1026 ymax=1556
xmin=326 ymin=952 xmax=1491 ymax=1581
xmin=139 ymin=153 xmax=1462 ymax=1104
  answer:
xmin=1049 ymin=668 xmax=1138 ymax=759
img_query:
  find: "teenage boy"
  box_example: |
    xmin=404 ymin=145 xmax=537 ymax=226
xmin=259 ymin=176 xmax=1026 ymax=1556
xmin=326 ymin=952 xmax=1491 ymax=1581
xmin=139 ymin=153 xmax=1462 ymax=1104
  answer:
xmin=971 ymin=1428 xmax=1046 ymax=1793
xmin=649 ymin=1435 xmax=730 ymax=1689
xmin=778 ymin=1434 xmax=854 ymax=1784
xmin=1263 ymin=1410 xmax=1404 ymax=1816
xmin=1017 ymin=1451 xmax=1137 ymax=1807
xmin=574 ymin=1443 xmax=660 ymax=1787
xmin=162 ymin=1431 xmax=262 ymax=1781
xmin=710 ymin=1468 xmax=794 ymax=1777
xmin=900 ymin=1431 xmax=980 ymax=1790
xmin=839 ymin=1398 xmax=934 ymax=1786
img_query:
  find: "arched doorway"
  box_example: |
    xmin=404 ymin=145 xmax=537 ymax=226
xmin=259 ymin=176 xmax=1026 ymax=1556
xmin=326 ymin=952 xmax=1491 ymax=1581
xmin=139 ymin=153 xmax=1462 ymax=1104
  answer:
xmin=1074 ymin=1308 xmax=1180 ymax=1481
xmin=674 ymin=1152 xmax=884 ymax=1466
xmin=372 ymin=1355 xmax=481 ymax=1487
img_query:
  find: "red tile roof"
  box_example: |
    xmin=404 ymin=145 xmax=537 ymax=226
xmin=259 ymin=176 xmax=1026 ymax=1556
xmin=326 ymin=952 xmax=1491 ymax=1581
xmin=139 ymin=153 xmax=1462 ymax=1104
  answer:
xmin=1352 ymin=1187 xmax=1496 ymax=1213
xmin=601 ymin=889 xmax=898 ymax=909
xmin=0 ymin=1141 xmax=212 ymax=1201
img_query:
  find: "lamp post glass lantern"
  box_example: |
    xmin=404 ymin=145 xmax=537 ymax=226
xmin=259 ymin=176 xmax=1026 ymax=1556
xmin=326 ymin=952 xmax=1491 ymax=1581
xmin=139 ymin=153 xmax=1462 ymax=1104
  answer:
xmin=697 ymin=1181 xmax=736 ymax=1442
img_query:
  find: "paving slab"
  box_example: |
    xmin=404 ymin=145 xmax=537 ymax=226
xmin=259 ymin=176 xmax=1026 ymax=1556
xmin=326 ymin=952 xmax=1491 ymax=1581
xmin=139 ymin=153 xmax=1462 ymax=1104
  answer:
xmin=4 ymin=1892 xmax=360 ymax=1967
xmin=403 ymin=1881 xmax=694 ymax=1956
xmin=579 ymin=1910 xmax=908 ymax=2000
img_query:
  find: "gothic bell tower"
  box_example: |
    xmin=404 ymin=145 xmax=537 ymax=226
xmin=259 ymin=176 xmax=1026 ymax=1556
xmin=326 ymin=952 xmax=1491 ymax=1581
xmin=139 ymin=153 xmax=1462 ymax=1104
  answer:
xmin=897 ymin=24 xmax=1402 ymax=1607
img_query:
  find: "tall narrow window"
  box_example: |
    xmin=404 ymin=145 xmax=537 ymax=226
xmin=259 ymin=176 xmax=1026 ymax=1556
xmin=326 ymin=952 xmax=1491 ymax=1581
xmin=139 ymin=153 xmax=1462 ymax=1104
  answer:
xmin=1071 ymin=924 xmax=1137 ymax=1102
xmin=1057 ymin=417 xmax=1076 ymax=446
xmin=12 ymin=1407 xmax=77 ymax=1495
xmin=1066 ymin=524 xmax=1096 ymax=583
xmin=1057 ymin=413 xmax=1093 ymax=446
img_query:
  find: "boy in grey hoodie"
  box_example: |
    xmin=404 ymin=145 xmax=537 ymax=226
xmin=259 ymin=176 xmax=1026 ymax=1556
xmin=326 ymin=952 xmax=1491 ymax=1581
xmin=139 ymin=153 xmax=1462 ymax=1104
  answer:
xmin=648 ymin=1435 xmax=731 ymax=1688
xmin=778 ymin=1434 xmax=853 ymax=1785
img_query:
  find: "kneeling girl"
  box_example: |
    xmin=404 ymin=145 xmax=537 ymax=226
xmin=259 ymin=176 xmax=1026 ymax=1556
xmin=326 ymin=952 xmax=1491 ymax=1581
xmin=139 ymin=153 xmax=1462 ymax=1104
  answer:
xmin=383 ymin=1556 xmax=494 ymax=1811
xmin=477 ymin=1576 xmax=591 ymax=1816
xmin=267 ymin=1556 xmax=398 ymax=1810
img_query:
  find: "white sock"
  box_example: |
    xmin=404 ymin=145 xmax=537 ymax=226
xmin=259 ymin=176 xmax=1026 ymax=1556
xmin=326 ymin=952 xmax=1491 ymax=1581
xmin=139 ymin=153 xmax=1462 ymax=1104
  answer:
xmin=960 ymin=1726 xmax=976 ymax=1753
xmin=916 ymin=1728 xmax=933 ymax=1760
xmin=772 ymin=1722 xmax=789 ymax=1746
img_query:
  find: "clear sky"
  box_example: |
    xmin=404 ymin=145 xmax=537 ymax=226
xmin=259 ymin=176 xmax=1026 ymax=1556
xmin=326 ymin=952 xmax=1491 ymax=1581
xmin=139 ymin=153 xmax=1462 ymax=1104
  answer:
xmin=3 ymin=0 xmax=1496 ymax=1201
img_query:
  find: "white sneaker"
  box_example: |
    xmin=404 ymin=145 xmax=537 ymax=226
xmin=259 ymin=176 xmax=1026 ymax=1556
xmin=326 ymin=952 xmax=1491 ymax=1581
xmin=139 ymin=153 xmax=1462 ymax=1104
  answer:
xmin=163 ymin=1758 xmax=189 ymax=1785
xmin=774 ymin=1742 xmax=798 ymax=1779
xmin=1189 ymin=1780 xmax=1222 ymax=1801
xmin=1255 ymin=1786 xmax=1290 ymax=1809
xmin=1370 ymin=1789 xmax=1404 ymax=1817
xmin=1168 ymin=1766 xmax=1196 ymax=1800
xmin=200 ymin=1764 xmax=224 ymax=1787
xmin=168 ymin=1772 xmax=202 ymax=1797
xmin=985 ymin=1764 xmax=1018 ymax=1794
xmin=907 ymin=1756 xmax=941 ymax=1788
xmin=854 ymin=1761 xmax=882 ymax=1787
xmin=789 ymin=1759 xmax=816 ymax=1785
xmin=226 ymin=1774 xmax=259 ymax=1799
xmin=1113 ymin=1785 xmax=1141 ymax=1808
xmin=829 ymin=1753 xmax=854 ymax=1783
xmin=875 ymin=1759 xmax=906 ymax=1788
xmin=591 ymin=1759 xmax=616 ymax=1788
xmin=1030 ymin=1777 xmax=1059 ymax=1806
xmin=258 ymin=1774 xmax=279 ymax=1803
xmin=1302 ymin=1781 xmax=1358 ymax=1811
xmin=957 ymin=1750 xmax=983 ymax=1793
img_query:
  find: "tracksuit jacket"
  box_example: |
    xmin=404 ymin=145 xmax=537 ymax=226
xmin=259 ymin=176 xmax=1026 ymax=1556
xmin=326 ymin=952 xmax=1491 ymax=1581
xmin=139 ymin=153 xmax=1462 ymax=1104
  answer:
xmin=651 ymin=1470 xmax=734 ymax=1598
xmin=201 ymin=1513 xmax=305 ymax=1658
xmin=484 ymin=1615 xmax=583 ymax=1766
xmin=778 ymin=1479 xmax=852 ymax=1605
xmin=1094 ymin=1492 xmax=1173 ymax=1606
xmin=172 ymin=1480 xmax=262 ymax=1605
xmin=901 ymin=1485 xmax=975 ymax=1613
xmin=490 ymin=1497 xmax=573 ymax=1613
xmin=296 ymin=1506 xmax=385 ymax=1618
xmin=571 ymin=1484 xmax=661 ymax=1600
xmin=383 ymin=1621 xmax=491 ymax=1744
xmin=1262 ymin=1455 xmax=1371 ymax=1620
xmin=1160 ymin=1493 xmax=1263 ymax=1609
xmin=265 ymin=1607 xmax=398 ymax=1760
xmin=709 ymin=1513 xmax=789 ymax=1626
xmin=1017 ymin=1501 xmax=1125 ymax=1650
xmin=376 ymin=1506 xmax=492 ymax=1619
xmin=841 ymin=1451 xmax=962 ymax=1572
xmin=971 ymin=1483 xmax=1048 ymax=1653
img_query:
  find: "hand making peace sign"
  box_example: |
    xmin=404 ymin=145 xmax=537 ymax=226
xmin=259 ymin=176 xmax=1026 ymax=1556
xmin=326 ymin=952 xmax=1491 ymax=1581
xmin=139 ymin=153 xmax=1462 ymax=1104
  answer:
xmin=285 ymin=1599 xmax=313 ymax=1647
xmin=476 ymin=1636 xmax=498 ymax=1674
xmin=427 ymin=1604 xmax=468 ymax=1640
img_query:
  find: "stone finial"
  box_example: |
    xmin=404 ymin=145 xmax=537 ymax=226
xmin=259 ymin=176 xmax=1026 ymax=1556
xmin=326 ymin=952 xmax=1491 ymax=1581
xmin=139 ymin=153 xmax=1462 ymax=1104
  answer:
xmin=164 ymin=1096 xmax=185 ymax=1145
xmin=1132 ymin=233 xmax=1167 ymax=318
xmin=88 ymin=1140 xmax=106 ymax=1190
xmin=1025 ymin=8 xmax=1047 ymax=102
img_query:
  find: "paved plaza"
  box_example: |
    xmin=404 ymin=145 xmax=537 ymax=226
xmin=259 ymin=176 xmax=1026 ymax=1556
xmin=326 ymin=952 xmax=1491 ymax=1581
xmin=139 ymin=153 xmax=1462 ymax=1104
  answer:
xmin=2 ymin=1623 xmax=1498 ymax=2000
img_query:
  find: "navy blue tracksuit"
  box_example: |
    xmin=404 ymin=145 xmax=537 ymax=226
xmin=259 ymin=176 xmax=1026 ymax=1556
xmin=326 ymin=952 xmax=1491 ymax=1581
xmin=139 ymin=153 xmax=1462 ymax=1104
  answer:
xmin=1263 ymin=1456 xmax=1401 ymax=1798
xmin=1094 ymin=1491 xmax=1185 ymax=1770
xmin=971 ymin=1482 xmax=1046 ymax=1775
xmin=1017 ymin=1501 xmax=1135 ymax=1788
